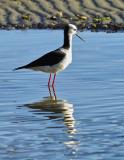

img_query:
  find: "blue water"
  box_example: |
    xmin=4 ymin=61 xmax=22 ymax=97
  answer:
xmin=0 ymin=30 xmax=124 ymax=160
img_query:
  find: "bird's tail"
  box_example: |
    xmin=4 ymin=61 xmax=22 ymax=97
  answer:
xmin=13 ymin=65 xmax=25 ymax=71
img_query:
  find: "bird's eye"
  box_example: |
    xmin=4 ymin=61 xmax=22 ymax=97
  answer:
xmin=74 ymin=29 xmax=77 ymax=31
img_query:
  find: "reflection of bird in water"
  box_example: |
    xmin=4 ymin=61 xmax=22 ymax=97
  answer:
xmin=24 ymin=86 xmax=76 ymax=134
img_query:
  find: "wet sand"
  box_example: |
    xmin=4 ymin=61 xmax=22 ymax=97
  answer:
xmin=0 ymin=0 xmax=124 ymax=30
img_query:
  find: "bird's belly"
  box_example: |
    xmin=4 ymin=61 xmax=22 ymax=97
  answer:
xmin=31 ymin=56 xmax=72 ymax=73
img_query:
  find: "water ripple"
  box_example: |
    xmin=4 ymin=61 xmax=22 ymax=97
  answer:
xmin=0 ymin=31 xmax=124 ymax=159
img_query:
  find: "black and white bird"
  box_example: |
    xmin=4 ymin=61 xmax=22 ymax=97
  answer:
xmin=14 ymin=24 xmax=84 ymax=87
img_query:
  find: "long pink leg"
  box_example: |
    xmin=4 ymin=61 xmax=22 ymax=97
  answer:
xmin=52 ymin=85 xmax=57 ymax=100
xmin=52 ymin=73 xmax=56 ymax=87
xmin=48 ymin=84 xmax=52 ymax=98
xmin=48 ymin=73 xmax=52 ymax=86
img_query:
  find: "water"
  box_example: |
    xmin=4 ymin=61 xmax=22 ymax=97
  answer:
xmin=0 ymin=30 xmax=124 ymax=160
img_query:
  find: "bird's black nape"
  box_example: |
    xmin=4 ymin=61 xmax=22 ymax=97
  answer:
xmin=63 ymin=24 xmax=70 ymax=49
xmin=64 ymin=24 xmax=69 ymax=32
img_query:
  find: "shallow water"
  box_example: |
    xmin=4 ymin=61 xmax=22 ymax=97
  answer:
xmin=0 ymin=30 xmax=124 ymax=160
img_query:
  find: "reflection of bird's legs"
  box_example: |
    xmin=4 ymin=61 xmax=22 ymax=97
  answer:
xmin=48 ymin=73 xmax=52 ymax=86
xmin=52 ymin=73 xmax=56 ymax=87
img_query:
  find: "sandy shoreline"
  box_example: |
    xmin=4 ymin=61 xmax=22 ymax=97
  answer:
xmin=0 ymin=0 xmax=124 ymax=31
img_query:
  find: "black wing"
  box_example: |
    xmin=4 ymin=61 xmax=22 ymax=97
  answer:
xmin=14 ymin=49 xmax=66 ymax=70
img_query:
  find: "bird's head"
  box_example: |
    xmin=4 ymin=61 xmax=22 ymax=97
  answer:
xmin=64 ymin=24 xmax=85 ymax=42
xmin=67 ymin=24 xmax=78 ymax=35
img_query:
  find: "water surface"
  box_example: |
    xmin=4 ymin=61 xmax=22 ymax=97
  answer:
xmin=0 ymin=30 xmax=124 ymax=160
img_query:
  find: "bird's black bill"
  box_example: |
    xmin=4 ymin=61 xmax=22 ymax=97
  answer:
xmin=76 ymin=34 xmax=85 ymax=42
